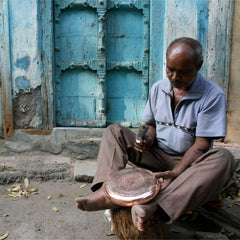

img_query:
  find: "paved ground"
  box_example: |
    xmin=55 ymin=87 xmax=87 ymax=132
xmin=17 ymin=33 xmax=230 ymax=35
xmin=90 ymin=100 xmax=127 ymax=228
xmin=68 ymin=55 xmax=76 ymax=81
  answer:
xmin=0 ymin=143 xmax=240 ymax=240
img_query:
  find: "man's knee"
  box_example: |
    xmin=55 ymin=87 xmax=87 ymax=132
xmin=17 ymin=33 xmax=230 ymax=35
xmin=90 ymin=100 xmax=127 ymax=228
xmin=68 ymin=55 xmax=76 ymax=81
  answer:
xmin=209 ymin=147 xmax=236 ymax=174
xmin=104 ymin=124 xmax=124 ymax=137
xmin=107 ymin=124 xmax=122 ymax=131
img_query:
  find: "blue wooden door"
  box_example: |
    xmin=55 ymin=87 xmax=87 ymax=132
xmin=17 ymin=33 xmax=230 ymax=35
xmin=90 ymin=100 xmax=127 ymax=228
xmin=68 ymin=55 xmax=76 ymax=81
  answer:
xmin=54 ymin=0 xmax=149 ymax=127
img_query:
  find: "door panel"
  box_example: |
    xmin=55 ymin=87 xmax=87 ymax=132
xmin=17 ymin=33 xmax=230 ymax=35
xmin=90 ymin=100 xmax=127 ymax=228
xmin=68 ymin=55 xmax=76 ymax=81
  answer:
xmin=54 ymin=0 xmax=149 ymax=127
xmin=106 ymin=70 xmax=144 ymax=123
xmin=58 ymin=8 xmax=98 ymax=61
xmin=54 ymin=1 xmax=102 ymax=127
xmin=105 ymin=2 xmax=149 ymax=127
xmin=59 ymin=69 xmax=97 ymax=125
xmin=105 ymin=8 xmax=143 ymax=61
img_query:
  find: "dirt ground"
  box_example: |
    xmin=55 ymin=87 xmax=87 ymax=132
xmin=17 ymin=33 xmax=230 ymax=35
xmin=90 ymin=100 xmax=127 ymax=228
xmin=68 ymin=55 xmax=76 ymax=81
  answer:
xmin=1 ymin=179 xmax=240 ymax=240
xmin=0 ymin=180 xmax=117 ymax=240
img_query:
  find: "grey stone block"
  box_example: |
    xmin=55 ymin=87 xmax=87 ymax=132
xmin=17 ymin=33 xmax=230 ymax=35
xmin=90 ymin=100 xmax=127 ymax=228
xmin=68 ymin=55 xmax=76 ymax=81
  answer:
xmin=74 ymin=160 xmax=97 ymax=182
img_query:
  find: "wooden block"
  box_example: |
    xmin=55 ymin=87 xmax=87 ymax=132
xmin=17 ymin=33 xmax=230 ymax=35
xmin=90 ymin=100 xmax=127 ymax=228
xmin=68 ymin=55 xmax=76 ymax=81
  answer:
xmin=110 ymin=207 xmax=170 ymax=239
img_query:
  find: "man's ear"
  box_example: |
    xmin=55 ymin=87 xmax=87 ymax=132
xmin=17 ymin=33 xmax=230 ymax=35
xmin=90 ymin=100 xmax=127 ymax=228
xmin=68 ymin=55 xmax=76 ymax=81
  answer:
xmin=197 ymin=60 xmax=203 ymax=71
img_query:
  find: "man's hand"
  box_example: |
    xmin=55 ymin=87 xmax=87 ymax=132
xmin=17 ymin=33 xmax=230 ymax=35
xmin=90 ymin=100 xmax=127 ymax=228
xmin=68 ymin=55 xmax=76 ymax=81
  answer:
xmin=154 ymin=171 xmax=178 ymax=190
xmin=134 ymin=125 xmax=156 ymax=152
xmin=153 ymin=137 xmax=212 ymax=189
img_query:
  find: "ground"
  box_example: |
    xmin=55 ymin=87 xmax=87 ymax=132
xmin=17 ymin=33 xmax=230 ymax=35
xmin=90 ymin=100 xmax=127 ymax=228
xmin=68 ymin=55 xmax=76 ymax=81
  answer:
xmin=0 ymin=148 xmax=239 ymax=240
xmin=0 ymin=179 xmax=239 ymax=240
xmin=0 ymin=181 xmax=116 ymax=240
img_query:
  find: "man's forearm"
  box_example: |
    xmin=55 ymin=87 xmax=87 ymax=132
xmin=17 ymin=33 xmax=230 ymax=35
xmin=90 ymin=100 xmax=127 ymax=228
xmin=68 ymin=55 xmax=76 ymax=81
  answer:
xmin=172 ymin=147 xmax=204 ymax=176
xmin=172 ymin=137 xmax=212 ymax=176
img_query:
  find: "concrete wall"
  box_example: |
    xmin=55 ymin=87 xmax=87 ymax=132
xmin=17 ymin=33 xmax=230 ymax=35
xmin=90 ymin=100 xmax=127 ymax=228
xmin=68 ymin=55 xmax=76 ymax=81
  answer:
xmin=226 ymin=0 xmax=240 ymax=144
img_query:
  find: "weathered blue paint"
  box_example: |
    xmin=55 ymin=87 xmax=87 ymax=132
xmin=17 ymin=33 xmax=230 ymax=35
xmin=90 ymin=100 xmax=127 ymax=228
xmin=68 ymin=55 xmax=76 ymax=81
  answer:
xmin=197 ymin=0 xmax=209 ymax=77
xmin=106 ymin=8 xmax=143 ymax=62
xmin=54 ymin=0 xmax=149 ymax=127
xmin=15 ymin=76 xmax=30 ymax=90
xmin=106 ymin=69 xmax=144 ymax=122
xmin=15 ymin=56 xmax=31 ymax=70
xmin=164 ymin=0 xmax=198 ymax=45
xmin=214 ymin=1 xmax=234 ymax=92
xmin=54 ymin=1 xmax=100 ymax=127
xmin=39 ymin=0 xmax=54 ymax=129
xmin=60 ymin=69 xmax=98 ymax=121
xmin=105 ymin=3 xmax=149 ymax=126
xmin=149 ymin=0 xmax=166 ymax=88
xmin=205 ymin=0 xmax=234 ymax=95
xmin=0 ymin=0 xmax=234 ymax=132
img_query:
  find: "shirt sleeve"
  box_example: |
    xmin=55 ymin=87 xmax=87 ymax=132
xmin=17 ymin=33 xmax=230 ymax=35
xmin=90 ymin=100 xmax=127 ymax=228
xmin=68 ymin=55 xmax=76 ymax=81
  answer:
xmin=196 ymin=93 xmax=227 ymax=138
xmin=141 ymin=88 xmax=156 ymax=126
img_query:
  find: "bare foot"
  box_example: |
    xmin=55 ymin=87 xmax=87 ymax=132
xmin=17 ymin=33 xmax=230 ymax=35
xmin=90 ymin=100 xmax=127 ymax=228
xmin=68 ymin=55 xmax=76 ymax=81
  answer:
xmin=75 ymin=187 xmax=118 ymax=211
xmin=131 ymin=200 xmax=160 ymax=231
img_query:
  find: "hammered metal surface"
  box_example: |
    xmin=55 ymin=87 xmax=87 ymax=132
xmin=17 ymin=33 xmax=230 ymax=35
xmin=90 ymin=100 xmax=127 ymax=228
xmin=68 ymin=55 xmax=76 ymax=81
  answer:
xmin=105 ymin=168 xmax=160 ymax=206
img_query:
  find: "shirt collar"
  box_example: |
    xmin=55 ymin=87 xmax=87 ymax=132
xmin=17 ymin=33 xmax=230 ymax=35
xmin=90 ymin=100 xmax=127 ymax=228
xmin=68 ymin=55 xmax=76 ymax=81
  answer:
xmin=161 ymin=72 xmax=205 ymax=100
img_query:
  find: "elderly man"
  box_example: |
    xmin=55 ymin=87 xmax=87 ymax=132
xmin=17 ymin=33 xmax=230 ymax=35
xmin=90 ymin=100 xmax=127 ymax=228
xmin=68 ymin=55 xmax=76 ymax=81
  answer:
xmin=76 ymin=37 xmax=236 ymax=231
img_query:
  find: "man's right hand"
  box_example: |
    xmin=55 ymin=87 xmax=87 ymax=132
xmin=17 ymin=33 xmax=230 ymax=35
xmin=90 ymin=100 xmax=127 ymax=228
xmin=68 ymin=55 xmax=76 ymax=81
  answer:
xmin=134 ymin=125 xmax=156 ymax=152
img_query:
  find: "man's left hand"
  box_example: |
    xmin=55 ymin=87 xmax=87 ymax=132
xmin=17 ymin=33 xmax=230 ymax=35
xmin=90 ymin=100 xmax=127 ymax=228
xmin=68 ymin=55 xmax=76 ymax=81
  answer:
xmin=154 ymin=171 xmax=178 ymax=190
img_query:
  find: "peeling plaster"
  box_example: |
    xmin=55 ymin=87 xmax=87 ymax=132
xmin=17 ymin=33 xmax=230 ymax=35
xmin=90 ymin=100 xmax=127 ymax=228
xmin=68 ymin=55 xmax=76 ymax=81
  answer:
xmin=13 ymin=86 xmax=42 ymax=129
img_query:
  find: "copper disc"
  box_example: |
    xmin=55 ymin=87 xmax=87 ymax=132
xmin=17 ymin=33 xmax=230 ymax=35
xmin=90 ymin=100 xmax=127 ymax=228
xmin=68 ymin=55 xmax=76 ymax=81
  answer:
xmin=105 ymin=168 xmax=160 ymax=207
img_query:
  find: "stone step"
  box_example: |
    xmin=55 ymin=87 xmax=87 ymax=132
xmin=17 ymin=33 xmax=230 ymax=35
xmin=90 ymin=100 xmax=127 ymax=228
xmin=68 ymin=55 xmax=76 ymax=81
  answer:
xmin=52 ymin=127 xmax=105 ymax=140
xmin=74 ymin=160 xmax=97 ymax=183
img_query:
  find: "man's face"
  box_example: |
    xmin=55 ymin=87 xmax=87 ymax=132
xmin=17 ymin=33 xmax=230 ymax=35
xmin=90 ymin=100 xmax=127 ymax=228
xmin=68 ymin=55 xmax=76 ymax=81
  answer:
xmin=166 ymin=43 xmax=200 ymax=90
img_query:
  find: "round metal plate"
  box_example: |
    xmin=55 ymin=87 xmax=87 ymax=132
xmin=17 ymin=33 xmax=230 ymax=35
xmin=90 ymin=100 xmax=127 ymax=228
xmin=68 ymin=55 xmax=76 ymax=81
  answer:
xmin=105 ymin=168 xmax=160 ymax=207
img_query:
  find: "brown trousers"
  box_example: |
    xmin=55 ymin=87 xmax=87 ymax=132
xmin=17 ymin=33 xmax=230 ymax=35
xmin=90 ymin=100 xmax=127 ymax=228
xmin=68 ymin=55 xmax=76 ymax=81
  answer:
xmin=92 ymin=124 xmax=236 ymax=224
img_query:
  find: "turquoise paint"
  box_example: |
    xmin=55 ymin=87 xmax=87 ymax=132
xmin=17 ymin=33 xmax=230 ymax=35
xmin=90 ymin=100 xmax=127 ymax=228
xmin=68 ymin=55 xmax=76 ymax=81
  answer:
xmin=197 ymin=0 xmax=209 ymax=77
xmin=0 ymin=0 xmax=234 ymax=131
xmin=39 ymin=0 xmax=54 ymax=129
xmin=149 ymin=0 xmax=166 ymax=87
xmin=105 ymin=4 xmax=148 ymax=126
xmin=15 ymin=56 xmax=30 ymax=70
xmin=106 ymin=8 xmax=143 ymax=61
xmin=55 ymin=0 xmax=149 ymax=127
xmin=106 ymin=69 xmax=144 ymax=122
xmin=57 ymin=7 xmax=98 ymax=62
xmin=15 ymin=76 xmax=30 ymax=90
xmin=54 ymin=1 xmax=99 ymax=126
xmin=48 ymin=0 xmax=233 ymax=129
xmin=57 ymin=68 xmax=98 ymax=124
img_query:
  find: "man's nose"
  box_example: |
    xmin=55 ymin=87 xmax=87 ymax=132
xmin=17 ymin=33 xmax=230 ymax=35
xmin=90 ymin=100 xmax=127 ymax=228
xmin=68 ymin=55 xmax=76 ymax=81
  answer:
xmin=171 ymin=71 xmax=178 ymax=80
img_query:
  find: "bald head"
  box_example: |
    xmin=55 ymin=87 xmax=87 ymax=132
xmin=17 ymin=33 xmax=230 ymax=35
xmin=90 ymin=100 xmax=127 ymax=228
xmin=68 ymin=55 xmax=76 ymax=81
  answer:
xmin=166 ymin=37 xmax=203 ymax=69
xmin=166 ymin=38 xmax=203 ymax=90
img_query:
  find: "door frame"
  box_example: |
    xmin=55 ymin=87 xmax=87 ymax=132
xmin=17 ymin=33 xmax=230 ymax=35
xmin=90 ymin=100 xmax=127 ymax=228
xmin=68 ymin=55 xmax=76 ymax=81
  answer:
xmin=40 ymin=0 xmax=55 ymax=130
xmin=0 ymin=0 xmax=14 ymax=139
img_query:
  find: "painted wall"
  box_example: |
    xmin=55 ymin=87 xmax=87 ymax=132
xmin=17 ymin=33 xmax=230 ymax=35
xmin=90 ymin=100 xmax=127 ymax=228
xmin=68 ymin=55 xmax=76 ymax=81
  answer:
xmin=9 ymin=0 xmax=42 ymax=129
xmin=163 ymin=0 xmax=233 ymax=95
xmin=0 ymin=0 xmax=238 ymax=144
xmin=226 ymin=0 xmax=240 ymax=144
